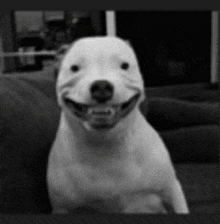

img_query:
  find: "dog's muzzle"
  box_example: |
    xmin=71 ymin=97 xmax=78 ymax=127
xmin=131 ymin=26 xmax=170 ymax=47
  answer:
xmin=63 ymin=92 xmax=141 ymax=130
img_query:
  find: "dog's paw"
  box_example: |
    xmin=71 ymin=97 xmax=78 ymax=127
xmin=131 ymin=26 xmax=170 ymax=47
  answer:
xmin=123 ymin=194 xmax=167 ymax=214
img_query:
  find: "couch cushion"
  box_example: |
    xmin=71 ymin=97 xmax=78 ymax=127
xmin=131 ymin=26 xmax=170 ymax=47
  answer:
xmin=176 ymin=164 xmax=220 ymax=213
xmin=0 ymin=70 xmax=60 ymax=213
xmin=161 ymin=125 xmax=220 ymax=163
xmin=140 ymin=98 xmax=220 ymax=163
xmin=140 ymin=97 xmax=219 ymax=131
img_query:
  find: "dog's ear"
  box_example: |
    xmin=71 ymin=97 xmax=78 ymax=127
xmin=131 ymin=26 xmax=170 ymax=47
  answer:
xmin=54 ymin=44 xmax=71 ymax=80
xmin=55 ymin=44 xmax=71 ymax=66
xmin=124 ymin=39 xmax=133 ymax=48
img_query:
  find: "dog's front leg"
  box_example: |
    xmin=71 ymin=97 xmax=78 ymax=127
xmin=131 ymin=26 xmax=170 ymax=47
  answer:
xmin=123 ymin=194 xmax=167 ymax=214
xmin=164 ymin=179 xmax=189 ymax=214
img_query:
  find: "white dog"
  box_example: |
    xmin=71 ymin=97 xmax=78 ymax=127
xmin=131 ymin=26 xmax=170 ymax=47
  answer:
xmin=47 ymin=36 xmax=189 ymax=214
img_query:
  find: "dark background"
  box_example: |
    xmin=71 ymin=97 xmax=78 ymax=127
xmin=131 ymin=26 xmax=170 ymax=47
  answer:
xmin=116 ymin=11 xmax=211 ymax=86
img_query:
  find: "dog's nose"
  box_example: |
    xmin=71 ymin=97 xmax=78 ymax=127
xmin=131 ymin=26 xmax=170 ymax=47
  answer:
xmin=90 ymin=80 xmax=114 ymax=103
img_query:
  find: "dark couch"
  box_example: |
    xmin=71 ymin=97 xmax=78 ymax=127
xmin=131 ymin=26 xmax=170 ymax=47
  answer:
xmin=0 ymin=69 xmax=219 ymax=214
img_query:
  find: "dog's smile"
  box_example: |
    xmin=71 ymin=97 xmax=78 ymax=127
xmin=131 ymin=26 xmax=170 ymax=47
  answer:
xmin=63 ymin=93 xmax=141 ymax=129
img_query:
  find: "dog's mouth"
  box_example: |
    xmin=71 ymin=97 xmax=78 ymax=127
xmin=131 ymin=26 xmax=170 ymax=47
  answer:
xmin=63 ymin=93 xmax=141 ymax=130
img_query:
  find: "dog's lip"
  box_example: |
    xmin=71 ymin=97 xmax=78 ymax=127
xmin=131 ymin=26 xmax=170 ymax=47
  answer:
xmin=63 ymin=92 xmax=141 ymax=128
xmin=119 ymin=93 xmax=140 ymax=118
xmin=64 ymin=93 xmax=140 ymax=109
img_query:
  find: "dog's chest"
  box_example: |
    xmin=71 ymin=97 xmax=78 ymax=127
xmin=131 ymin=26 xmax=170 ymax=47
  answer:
xmin=63 ymin=158 xmax=164 ymax=212
xmin=73 ymin=160 xmax=143 ymax=196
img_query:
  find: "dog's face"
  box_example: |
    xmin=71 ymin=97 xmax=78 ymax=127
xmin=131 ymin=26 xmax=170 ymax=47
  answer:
xmin=57 ymin=36 xmax=145 ymax=131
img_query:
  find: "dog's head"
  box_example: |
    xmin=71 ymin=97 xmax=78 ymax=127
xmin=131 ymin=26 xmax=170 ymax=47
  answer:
xmin=57 ymin=36 xmax=145 ymax=131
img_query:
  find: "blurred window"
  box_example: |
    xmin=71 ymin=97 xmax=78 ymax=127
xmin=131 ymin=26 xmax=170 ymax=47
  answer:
xmin=15 ymin=11 xmax=44 ymax=34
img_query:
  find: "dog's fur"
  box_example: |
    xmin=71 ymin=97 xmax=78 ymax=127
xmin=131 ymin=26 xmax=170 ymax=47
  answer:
xmin=47 ymin=36 xmax=189 ymax=214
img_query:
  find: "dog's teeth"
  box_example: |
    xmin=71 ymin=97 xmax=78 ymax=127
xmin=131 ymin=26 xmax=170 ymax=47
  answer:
xmin=88 ymin=107 xmax=115 ymax=116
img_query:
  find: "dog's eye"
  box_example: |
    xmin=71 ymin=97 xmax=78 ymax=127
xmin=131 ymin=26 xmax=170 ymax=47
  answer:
xmin=121 ymin=62 xmax=129 ymax=70
xmin=70 ymin=65 xmax=80 ymax=72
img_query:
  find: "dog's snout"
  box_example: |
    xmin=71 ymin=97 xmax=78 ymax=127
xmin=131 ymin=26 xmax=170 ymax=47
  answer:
xmin=90 ymin=80 xmax=114 ymax=103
